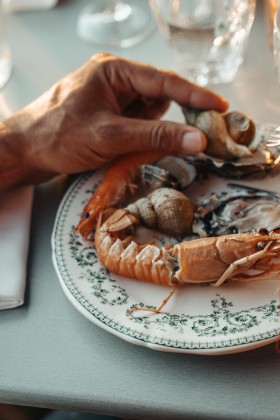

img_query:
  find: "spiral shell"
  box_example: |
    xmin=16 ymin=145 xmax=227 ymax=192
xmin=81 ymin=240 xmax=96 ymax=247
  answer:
xmin=182 ymin=108 xmax=255 ymax=160
xmin=125 ymin=187 xmax=194 ymax=237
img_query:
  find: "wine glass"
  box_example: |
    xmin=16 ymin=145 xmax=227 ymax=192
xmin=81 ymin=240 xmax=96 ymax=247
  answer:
xmin=0 ymin=3 xmax=12 ymax=90
xmin=149 ymin=0 xmax=255 ymax=86
xmin=273 ymin=7 xmax=280 ymax=82
xmin=77 ymin=0 xmax=155 ymax=48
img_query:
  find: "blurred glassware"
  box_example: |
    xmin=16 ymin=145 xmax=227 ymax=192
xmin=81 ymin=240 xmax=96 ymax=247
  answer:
xmin=265 ymin=0 xmax=278 ymax=48
xmin=273 ymin=6 xmax=280 ymax=81
xmin=77 ymin=0 xmax=155 ymax=48
xmin=2 ymin=0 xmax=58 ymax=12
xmin=0 ymin=3 xmax=12 ymax=89
xmin=149 ymin=0 xmax=255 ymax=86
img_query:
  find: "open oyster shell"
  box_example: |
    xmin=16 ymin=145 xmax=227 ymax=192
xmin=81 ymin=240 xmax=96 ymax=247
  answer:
xmin=140 ymin=156 xmax=197 ymax=190
xmin=193 ymin=184 xmax=280 ymax=237
xmin=183 ymin=107 xmax=280 ymax=179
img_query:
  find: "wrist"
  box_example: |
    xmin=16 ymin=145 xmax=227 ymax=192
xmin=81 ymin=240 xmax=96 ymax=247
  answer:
xmin=0 ymin=108 xmax=57 ymax=193
xmin=0 ymin=119 xmax=31 ymax=192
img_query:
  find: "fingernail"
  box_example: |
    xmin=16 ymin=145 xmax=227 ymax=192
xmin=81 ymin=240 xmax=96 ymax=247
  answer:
xmin=182 ymin=132 xmax=204 ymax=154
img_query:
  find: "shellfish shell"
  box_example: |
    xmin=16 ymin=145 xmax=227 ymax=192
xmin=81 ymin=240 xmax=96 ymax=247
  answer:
xmin=183 ymin=108 xmax=280 ymax=179
xmin=193 ymin=184 xmax=280 ymax=237
xmin=140 ymin=156 xmax=197 ymax=190
xmin=126 ymin=187 xmax=194 ymax=237
xmin=140 ymin=164 xmax=180 ymax=190
xmin=182 ymin=108 xmax=255 ymax=160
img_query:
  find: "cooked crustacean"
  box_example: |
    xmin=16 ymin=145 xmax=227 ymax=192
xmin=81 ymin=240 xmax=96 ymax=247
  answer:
xmin=193 ymin=184 xmax=280 ymax=237
xmin=95 ymin=207 xmax=280 ymax=313
xmin=182 ymin=108 xmax=280 ymax=179
xmin=125 ymin=187 xmax=194 ymax=236
xmin=76 ymin=152 xmax=197 ymax=239
xmin=76 ymin=151 xmax=166 ymax=239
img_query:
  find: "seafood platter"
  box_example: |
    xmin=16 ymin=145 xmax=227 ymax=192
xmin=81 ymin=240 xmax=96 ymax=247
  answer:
xmin=52 ymin=109 xmax=280 ymax=355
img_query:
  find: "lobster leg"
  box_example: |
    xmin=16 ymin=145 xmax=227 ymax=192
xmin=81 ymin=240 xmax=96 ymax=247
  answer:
xmin=212 ymin=241 xmax=274 ymax=287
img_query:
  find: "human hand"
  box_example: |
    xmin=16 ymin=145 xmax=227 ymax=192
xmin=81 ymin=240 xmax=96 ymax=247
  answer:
xmin=1 ymin=53 xmax=228 ymax=188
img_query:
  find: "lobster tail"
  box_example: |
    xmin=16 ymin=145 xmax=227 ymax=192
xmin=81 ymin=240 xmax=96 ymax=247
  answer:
xmin=95 ymin=208 xmax=174 ymax=285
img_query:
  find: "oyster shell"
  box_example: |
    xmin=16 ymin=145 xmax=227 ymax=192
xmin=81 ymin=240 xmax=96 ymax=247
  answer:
xmin=193 ymin=184 xmax=280 ymax=237
xmin=140 ymin=156 xmax=197 ymax=190
xmin=140 ymin=164 xmax=180 ymax=190
xmin=182 ymin=107 xmax=280 ymax=179
xmin=156 ymin=156 xmax=197 ymax=189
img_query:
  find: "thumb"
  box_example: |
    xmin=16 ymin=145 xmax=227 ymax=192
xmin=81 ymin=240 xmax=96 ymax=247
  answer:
xmin=117 ymin=117 xmax=207 ymax=155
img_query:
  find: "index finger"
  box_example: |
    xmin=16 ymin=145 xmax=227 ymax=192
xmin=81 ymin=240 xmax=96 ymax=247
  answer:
xmin=123 ymin=59 xmax=229 ymax=112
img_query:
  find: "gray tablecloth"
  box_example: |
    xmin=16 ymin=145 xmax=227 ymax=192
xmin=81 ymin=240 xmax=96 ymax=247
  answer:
xmin=1 ymin=1 xmax=280 ymax=419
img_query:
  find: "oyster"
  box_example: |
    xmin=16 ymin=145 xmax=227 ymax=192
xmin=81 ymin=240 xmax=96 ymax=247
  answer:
xmin=140 ymin=156 xmax=197 ymax=190
xmin=193 ymin=184 xmax=280 ymax=237
xmin=182 ymin=107 xmax=280 ymax=179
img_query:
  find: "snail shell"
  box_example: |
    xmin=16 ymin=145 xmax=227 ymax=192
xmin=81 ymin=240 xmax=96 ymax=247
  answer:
xmin=125 ymin=187 xmax=194 ymax=237
xmin=224 ymin=111 xmax=255 ymax=147
xmin=182 ymin=108 xmax=255 ymax=160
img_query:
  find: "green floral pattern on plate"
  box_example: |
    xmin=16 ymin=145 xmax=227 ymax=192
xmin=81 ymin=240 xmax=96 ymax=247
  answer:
xmin=52 ymin=172 xmax=280 ymax=353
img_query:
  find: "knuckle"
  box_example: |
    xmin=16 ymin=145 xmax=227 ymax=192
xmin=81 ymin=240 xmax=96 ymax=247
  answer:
xmin=90 ymin=53 xmax=127 ymax=80
xmin=155 ymin=69 xmax=178 ymax=84
xmin=91 ymin=52 xmax=112 ymax=63
xmin=164 ymin=69 xmax=178 ymax=79
xmin=149 ymin=123 xmax=173 ymax=151
xmin=95 ymin=120 xmax=123 ymax=141
xmin=89 ymin=53 xmax=117 ymax=76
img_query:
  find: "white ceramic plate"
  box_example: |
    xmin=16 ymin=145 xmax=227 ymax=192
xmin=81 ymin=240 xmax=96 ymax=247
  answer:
xmin=52 ymin=170 xmax=280 ymax=355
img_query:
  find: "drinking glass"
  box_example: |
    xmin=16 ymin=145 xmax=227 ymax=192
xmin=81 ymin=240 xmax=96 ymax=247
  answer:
xmin=273 ymin=7 xmax=280 ymax=82
xmin=0 ymin=3 xmax=12 ymax=89
xmin=265 ymin=0 xmax=278 ymax=47
xmin=77 ymin=0 xmax=155 ymax=48
xmin=150 ymin=0 xmax=255 ymax=86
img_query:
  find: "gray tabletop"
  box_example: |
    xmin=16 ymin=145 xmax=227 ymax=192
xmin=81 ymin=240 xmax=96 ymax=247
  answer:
xmin=1 ymin=1 xmax=280 ymax=419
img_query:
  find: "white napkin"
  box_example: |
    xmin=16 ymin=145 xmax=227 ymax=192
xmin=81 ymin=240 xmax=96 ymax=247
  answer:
xmin=3 ymin=0 xmax=58 ymax=12
xmin=0 ymin=186 xmax=33 ymax=309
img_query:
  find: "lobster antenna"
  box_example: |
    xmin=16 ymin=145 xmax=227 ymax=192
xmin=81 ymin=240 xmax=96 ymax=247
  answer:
xmin=128 ymin=284 xmax=178 ymax=315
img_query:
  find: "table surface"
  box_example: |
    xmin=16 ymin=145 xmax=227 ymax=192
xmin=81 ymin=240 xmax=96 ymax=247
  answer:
xmin=2 ymin=1 xmax=280 ymax=419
